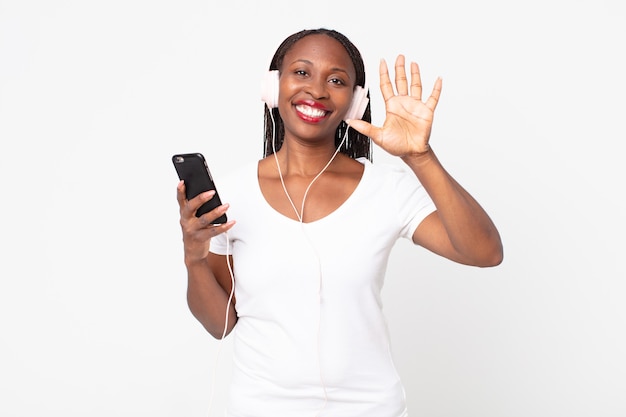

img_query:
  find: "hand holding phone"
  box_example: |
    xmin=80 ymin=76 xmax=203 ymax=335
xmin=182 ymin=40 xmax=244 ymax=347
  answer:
xmin=172 ymin=153 xmax=227 ymax=224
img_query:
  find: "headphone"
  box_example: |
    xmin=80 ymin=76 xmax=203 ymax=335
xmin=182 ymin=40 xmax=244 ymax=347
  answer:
xmin=260 ymin=70 xmax=369 ymax=121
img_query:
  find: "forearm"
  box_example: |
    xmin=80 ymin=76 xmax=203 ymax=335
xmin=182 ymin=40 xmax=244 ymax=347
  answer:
xmin=185 ymin=257 xmax=237 ymax=339
xmin=402 ymin=149 xmax=503 ymax=266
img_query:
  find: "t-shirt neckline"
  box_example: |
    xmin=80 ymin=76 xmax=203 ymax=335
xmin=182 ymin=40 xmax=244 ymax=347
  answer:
xmin=255 ymin=157 xmax=371 ymax=226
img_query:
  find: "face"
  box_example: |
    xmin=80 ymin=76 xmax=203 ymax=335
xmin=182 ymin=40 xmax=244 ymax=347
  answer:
xmin=277 ymin=34 xmax=357 ymax=144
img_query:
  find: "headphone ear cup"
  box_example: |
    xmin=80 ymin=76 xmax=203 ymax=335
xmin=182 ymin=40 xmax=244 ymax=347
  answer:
xmin=344 ymin=85 xmax=369 ymax=121
xmin=261 ymin=70 xmax=280 ymax=109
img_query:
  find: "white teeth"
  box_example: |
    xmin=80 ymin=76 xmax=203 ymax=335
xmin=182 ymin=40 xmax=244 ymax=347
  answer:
xmin=295 ymin=105 xmax=327 ymax=118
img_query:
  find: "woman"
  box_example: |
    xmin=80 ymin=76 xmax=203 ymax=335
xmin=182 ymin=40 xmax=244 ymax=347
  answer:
xmin=176 ymin=28 xmax=503 ymax=417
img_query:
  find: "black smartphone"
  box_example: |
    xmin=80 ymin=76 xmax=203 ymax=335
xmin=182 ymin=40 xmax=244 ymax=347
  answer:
xmin=172 ymin=153 xmax=227 ymax=224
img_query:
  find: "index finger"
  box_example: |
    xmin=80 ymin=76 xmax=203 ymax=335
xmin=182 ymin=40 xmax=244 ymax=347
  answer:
xmin=176 ymin=180 xmax=187 ymax=207
xmin=379 ymin=59 xmax=395 ymax=102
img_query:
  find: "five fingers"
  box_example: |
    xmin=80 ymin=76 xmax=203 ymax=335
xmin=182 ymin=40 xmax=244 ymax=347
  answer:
xmin=379 ymin=55 xmax=441 ymax=111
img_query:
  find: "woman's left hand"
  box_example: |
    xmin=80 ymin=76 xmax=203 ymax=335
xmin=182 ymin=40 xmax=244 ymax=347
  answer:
xmin=346 ymin=55 xmax=442 ymax=157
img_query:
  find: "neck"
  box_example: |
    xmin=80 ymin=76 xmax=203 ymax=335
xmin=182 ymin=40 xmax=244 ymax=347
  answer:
xmin=274 ymin=140 xmax=343 ymax=177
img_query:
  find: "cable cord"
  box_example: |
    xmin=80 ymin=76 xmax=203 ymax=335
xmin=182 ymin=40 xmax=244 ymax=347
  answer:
xmin=206 ymin=231 xmax=235 ymax=416
xmin=271 ymin=116 xmax=348 ymax=223
xmin=203 ymin=97 xmax=350 ymax=414
xmin=204 ymin=114 xmax=349 ymax=416
xmin=269 ymin=111 xmax=350 ymax=416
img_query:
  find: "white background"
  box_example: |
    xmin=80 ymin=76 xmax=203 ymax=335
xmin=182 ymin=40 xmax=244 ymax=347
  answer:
xmin=1 ymin=0 xmax=625 ymax=416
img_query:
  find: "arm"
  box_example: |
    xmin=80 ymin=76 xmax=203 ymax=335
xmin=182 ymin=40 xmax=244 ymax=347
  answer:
xmin=347 ymin=55 xmax=503 ymax=267
xmin=177 ymin=181 xmax=238 ymax=338
xmin=404 ymin=150 xmax=502 ymax=266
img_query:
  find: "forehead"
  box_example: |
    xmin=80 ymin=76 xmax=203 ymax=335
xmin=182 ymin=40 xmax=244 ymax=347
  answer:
xmin=282 ymin=34 xmax=355 ymax=75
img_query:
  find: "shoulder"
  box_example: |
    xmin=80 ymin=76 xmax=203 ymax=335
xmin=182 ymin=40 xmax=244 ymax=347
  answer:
xmin=358 ymin=157 xmax=418 ymax=186
xmin=257 ymin=156 xmax=275 ymax=180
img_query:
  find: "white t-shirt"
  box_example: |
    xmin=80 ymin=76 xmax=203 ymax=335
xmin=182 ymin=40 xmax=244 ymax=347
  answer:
xmin=210 ymin=157 xmax=436 ymax=417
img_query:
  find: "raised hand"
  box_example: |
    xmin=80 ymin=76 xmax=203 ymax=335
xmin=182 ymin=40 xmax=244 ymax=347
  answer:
xmin=347 ymin=55 xmax=442 ymax=158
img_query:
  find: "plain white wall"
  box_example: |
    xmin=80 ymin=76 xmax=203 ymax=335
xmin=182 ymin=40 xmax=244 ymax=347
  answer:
xmin=1 ymin=0 xmax=624 ymax=416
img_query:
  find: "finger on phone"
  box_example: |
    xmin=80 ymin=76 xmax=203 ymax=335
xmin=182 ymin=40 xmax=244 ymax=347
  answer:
xmin=198 ymin=202 xmax=229 ymax=226
xmin=176 ymin=180 xmax=186 ymax=206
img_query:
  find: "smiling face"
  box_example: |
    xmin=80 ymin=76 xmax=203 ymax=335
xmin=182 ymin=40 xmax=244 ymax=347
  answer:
xmin=277 ymin=34 xmax=357 ymax=146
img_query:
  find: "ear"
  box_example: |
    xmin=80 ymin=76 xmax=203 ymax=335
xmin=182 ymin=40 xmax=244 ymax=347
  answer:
xmin=260 ymin=70 xmax=280 ymax=108
xmin=344 ymin=85 xmax=369 ymax=121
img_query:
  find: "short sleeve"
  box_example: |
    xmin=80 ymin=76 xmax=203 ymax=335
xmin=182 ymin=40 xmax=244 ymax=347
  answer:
xmin=390 ymin=165 xmax=436 ymax=241
xmin=209 ymin=231 xmax=230 ymax=256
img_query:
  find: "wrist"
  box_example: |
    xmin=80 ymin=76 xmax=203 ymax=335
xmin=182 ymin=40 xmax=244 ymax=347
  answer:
xmin=401 ymin=145 xmax=433 ymax=163
xmin=184 ymin=254 xmax=209 ymax=269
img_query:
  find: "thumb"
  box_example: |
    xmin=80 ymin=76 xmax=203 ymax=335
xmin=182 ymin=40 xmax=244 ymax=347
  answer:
xmin=345 ymin=119 xmax=381 ymax=142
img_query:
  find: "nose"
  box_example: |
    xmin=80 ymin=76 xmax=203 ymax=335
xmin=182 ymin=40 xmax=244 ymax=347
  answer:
xmin=305 ymin=76 xmax=328 ymax=100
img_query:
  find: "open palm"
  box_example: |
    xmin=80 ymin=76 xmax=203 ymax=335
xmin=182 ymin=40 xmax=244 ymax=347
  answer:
xmin=348 ymin=55 xmax=442 ymax=157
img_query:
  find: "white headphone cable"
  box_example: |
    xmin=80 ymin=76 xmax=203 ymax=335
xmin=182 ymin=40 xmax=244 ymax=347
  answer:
xmin=270 ymin=112 xmax=349 ymax=222
xmin=269 ymin=110 xmax=350 ymax=416
xmin=206 ymin=231 xmax=235 ymax=416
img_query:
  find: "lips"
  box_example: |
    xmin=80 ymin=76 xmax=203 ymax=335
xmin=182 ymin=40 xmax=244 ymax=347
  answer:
xmin=294 ymin=100 xmax=330 ymax=122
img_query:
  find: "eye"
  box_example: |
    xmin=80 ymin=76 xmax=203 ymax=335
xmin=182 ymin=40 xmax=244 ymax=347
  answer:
xmin=328 ymin=76 xmax=351 ymax=87
xmin=294 ymin=69 xmax=308 ymax=77
xmin=329 ymin=78 xmax=345 ymax=85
